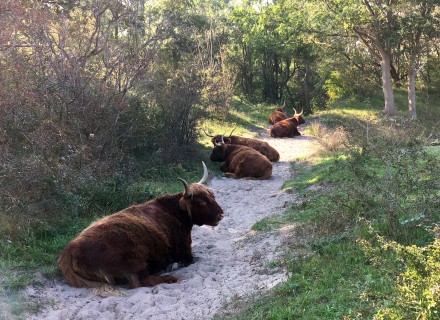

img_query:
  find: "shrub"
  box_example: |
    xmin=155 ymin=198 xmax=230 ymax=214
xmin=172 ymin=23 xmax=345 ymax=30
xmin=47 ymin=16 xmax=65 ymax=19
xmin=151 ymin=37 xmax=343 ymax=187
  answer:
xmin=375 ymin=239 xmax=440 ymax=320
xmin=308 ymin=122 xmax=348 ymax=152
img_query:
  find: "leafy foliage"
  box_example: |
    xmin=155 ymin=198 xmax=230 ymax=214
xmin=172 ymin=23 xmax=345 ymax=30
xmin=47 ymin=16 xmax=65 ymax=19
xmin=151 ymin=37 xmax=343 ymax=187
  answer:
xmin=375 ymin=239 xmax=440 ymax=320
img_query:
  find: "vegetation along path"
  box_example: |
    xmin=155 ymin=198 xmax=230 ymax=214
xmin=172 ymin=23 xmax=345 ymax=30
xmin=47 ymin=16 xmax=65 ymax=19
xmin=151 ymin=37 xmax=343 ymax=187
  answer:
xmin=24 ymin=125 xmax=321 ymax=320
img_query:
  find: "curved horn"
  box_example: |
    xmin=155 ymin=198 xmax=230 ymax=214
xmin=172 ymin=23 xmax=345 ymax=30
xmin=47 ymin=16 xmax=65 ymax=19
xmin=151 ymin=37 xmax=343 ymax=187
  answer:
xmin=214 ymin=138 xmax=222 ymax=147
xmin=177 ymin=178 xmax=192 ymax=198
xmin=298 ymin=108 xmax=304 ymax=116
xmin=293 ymin=108 xmax=298 ymax=116
xmin=221 ymin=134 xmax=225 ymax=144
xmin=202 ymin=128 xmax=214 ymax=137
xmin=197 ymin=161 xmax=209 ymax=184
xmin=228 ymin=127 xmax=236 ymax=137
xmin=282 ymin=101 xmax=286 ymax=108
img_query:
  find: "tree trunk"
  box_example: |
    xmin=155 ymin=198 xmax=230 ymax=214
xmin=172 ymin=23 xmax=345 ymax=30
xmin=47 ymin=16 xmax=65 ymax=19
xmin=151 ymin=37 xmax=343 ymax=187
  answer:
xmin=408 ymin=58 xmax=417 ymax=120
xmin=380 ymin=49 xmax=396 ymax=116
xmin=302 ymin=65 xmax=310 ymax=113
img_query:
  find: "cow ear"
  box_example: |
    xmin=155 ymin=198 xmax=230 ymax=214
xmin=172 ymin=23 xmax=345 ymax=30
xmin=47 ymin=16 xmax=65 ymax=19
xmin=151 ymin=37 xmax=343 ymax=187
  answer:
xmin=177 ymin=178 xmax=193 ymax=198
xmin=179 ymin=197 xmax=192 ymax=217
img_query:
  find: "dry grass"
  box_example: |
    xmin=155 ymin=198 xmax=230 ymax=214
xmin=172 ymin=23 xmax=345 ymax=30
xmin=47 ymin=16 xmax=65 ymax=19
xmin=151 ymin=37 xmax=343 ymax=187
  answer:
xmin=307 ymin=122 xmax=349 ymax=152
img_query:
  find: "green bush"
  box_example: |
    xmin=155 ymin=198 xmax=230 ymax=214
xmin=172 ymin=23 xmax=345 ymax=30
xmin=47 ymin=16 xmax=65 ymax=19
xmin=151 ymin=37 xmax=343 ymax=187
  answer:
xmin=375 ymin=239 xmax=440 ymax=320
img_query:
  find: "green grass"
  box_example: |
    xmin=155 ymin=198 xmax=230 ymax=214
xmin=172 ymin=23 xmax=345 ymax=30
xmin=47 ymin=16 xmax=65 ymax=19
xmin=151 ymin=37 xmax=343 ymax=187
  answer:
xmin=216 ymin=241 xmax=396 ymax=320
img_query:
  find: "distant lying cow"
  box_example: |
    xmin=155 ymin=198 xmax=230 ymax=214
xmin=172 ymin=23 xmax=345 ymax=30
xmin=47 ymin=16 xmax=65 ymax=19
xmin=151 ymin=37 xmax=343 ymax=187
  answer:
xmin=58 ymin=162 xmax=224 ymax=296
xmin=270 ymin=108 xmax=305 ymax=138
xmin=204 ymin=129 xmax=280 ymax=162
xmin=210 ymin=140 xmax=272 ymax=179
xmin=269 ymin=107 xmax=288 ymax=125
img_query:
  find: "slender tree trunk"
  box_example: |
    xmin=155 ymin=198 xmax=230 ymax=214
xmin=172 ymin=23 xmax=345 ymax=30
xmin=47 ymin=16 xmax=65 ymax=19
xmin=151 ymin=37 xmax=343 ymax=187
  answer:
xmin=408 ymin=57 xmax=417 ymax=120
xmin=380 ymin=49 xmax=396 ymax=116
xmin=241 ymin=44 xmax=253 ymax=97
xmin=303 ymin=64 xmax=310 ymax=113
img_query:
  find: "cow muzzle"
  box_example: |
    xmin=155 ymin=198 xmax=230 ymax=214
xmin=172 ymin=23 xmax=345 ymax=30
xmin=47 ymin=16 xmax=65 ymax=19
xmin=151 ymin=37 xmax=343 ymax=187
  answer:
xmin=215 ymin=213 xmax=224 ymax=225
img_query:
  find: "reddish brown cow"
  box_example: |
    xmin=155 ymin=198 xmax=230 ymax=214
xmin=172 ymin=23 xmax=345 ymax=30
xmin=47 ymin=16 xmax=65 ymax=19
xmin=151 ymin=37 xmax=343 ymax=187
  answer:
xmin=269 ymin=107 xmax=288 ymax=125
xmin=205 ymin=129 xmax=280 ymax=162
xmin=270 ymin=108 xmax=305 ymax=138
xmin=210 ymin=141 xmax=272 ymax=179
xmin=58 ymin=162 xmax=223 ymax=296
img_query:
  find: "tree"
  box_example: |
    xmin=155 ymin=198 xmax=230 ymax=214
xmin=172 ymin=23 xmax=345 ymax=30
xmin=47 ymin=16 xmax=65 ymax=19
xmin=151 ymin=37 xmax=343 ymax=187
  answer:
xmin=322 ymin=0 xmax=403 ymax=116
xmin=399 ymin=0 xmax=440 ymax=120
xmin=227 ymin=0 xmax=321 ymax=111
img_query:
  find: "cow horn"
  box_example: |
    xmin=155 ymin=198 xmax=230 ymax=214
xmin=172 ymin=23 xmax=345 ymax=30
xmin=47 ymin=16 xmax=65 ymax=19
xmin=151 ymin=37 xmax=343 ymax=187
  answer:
xmin=282 ymin=101 xmax=286 ymax=108
xmin=177 ymin=178 xmax=192 ymax=198
xmin=293 ymin=108 xmax=298 ymax=116
xmin=228 ymin=127 xmax=236 ymax=137
xmin=202 ymin=128 xmax=214 ymax=137
xmin=298 ymin=108 xmax=304 ymax=116
xmin=214 ymin=138 xmax=222 ymax=147
xmin=197 ymin=161 xmax=209 ymax=184
xmin=221 ymin=134 xmax=225 ymax=144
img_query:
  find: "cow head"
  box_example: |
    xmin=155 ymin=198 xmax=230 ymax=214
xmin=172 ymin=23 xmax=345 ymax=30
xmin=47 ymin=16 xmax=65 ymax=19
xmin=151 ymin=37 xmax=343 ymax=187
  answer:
xmin=276 ymin=101 xmax=286 ymax=113
xmin=204 ymin=128 xmax=235 ymax=145
xmin=178 ymin=162 xmax=223 ymax=226
xmin=212 ymin=134 xmax=232 ymax=145
xmin=293 ymin=108 xmax=305 ymax=125
xmin=209 ymin=136 xmax=227 ymax=162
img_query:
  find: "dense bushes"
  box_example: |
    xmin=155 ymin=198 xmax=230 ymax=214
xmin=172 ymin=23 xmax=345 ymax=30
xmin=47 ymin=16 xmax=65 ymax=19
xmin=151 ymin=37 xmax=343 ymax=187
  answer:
xmin=0 ymin=1 xmax=233 ymax=220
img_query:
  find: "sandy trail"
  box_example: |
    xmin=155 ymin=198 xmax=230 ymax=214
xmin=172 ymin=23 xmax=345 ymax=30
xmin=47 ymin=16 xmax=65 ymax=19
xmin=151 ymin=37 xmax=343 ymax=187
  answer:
xmin=23 ymin=127 xmax=320 ymax=320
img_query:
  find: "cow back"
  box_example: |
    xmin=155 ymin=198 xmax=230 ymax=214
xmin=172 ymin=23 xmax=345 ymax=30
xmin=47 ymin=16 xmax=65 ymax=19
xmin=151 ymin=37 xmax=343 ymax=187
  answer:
xmin=270 ymin=117 xmax=302 ymax=138
xmin=222 ymin=145 xmax=272 ymax=179
xmin=229 ymin=136 xmax=280 ymax=162
xmin=269 ymin=110 xmax=288 ymax=125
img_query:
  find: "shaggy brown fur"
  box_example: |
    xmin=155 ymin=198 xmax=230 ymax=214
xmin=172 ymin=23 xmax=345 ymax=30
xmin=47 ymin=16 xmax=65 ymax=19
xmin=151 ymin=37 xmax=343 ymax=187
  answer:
xmin=268 ymin=108 xmax=288 ymax=125
xmin=210 ymin=135 xmax=280 ymax=162
xmin=58 ymin=183 xmax=223 ymax=295
xmin=210 ymin=144 xmax=272 ymax=179
xmin=270 ymin=114 xmax=306 ymax=138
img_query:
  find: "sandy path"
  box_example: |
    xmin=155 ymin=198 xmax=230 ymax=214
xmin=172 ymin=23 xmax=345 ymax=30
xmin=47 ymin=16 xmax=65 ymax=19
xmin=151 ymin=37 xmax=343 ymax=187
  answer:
xmin=23 ymin=127 xmax=320 ymax=320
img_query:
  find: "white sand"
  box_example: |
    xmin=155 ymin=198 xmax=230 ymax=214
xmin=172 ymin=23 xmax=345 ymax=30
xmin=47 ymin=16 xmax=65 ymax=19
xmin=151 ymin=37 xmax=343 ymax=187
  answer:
xmin=23 ymin=127 xmax=320 ymax=320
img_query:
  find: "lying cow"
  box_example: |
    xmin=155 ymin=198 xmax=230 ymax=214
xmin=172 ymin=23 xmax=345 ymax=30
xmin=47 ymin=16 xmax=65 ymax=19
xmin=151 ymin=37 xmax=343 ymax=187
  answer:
xmin=210 ymin=139 xmax=272 ymax=179
xmin=270 ymin=108 xmax=305 ymax=138
xmin=204 ymin=129 xmax=280 ymax=162
xmin=269 ymin=107 xmax=288 ymax=125
xmin=58 ymin=162 xmax=224 ymax=296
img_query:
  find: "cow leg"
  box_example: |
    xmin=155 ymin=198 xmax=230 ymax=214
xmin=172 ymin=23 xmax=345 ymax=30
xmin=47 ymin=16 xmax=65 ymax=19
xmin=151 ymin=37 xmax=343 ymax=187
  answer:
xmin=180 ymin=254 xmax=194 ymax=267
xmin=126 ymin=273 xmax=141 ymax=288
xmin=219 ymin=163 xmax=228 ymax=172
xmin=139 ymin=274 xmax=179 ymax=286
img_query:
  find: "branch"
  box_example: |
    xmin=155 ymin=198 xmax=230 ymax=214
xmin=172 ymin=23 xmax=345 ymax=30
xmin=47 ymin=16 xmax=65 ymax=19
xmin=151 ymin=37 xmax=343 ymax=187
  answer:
xmin=353 ymin=27 xmax=382 ymax=60
xmin=363 ymin=0 xmax=376 ymax=17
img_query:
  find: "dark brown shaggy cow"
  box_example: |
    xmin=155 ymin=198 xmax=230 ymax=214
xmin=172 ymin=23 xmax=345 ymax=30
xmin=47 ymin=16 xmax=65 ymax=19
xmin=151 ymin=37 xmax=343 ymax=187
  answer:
xmin=269 ymin=107 xmax=288 ymax=125
xmin=58 ymin=162 xmax=223 ymax=296
xmin=270 ymin=108 xmax=305 ymax=138
xmin=210 ymin=141 xmax=272 ymax=179
xmin=204 ymin=129 xmax=280 ymax=162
